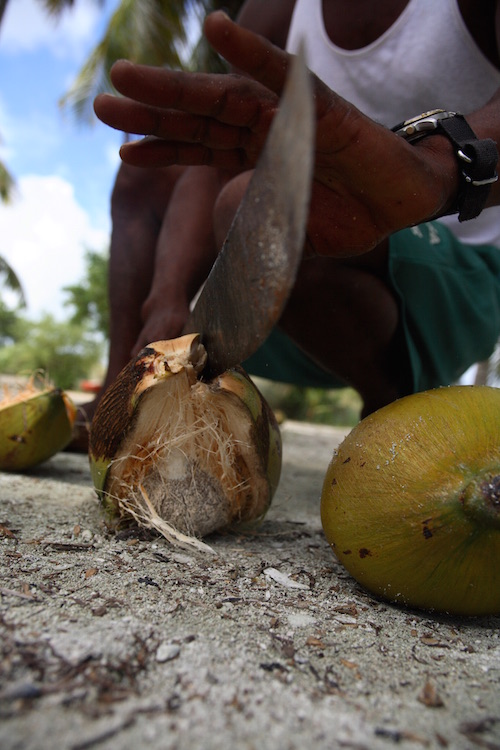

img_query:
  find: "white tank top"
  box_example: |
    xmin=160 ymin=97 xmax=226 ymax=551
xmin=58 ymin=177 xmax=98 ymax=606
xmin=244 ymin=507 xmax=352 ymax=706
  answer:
xmin=286 ymin=0 xmax=500 ymax=248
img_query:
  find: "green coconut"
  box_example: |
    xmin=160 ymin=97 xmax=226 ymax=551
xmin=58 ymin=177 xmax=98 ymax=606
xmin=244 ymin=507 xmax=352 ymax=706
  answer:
xmin=321 ymin=385 xmax=500 ymax=616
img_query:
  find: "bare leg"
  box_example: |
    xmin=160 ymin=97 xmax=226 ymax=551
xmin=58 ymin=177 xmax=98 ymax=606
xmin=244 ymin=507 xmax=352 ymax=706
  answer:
xmin=68 ymin=163 xmax=186 ymax=451
xmin=106 ymin=163 xmax=186 ymax=387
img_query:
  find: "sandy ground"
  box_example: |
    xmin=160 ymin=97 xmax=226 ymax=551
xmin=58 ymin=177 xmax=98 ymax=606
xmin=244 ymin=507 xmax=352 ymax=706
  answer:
xmin=0 ymin=419 xmax=499 ymax=750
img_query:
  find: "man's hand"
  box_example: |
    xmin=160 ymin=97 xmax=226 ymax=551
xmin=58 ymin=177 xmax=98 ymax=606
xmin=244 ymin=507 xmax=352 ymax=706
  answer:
xmin=94 ymin=11 xmax=459 ymax=256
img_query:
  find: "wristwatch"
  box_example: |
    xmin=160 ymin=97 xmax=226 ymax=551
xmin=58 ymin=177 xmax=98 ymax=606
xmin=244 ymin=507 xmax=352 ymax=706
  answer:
xmin=391 ymin=109 xmax=498 ymax=222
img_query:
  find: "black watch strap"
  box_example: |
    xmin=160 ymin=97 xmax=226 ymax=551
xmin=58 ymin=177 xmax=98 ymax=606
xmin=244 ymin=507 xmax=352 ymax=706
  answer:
xmin=438 ymin=115 xmax=498 ymax=222
xmin=392 ymin=111 xmax=498 ymax=222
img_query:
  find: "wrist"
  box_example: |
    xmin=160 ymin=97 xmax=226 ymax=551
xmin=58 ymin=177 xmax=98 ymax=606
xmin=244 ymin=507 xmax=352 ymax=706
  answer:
xmin=392 ymin=110 xmax=499 ymax=222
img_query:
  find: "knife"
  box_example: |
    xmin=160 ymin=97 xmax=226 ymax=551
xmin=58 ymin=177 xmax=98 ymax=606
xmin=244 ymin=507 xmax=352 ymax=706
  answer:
xmin=182 ymin=47 xmax=315 ymax=379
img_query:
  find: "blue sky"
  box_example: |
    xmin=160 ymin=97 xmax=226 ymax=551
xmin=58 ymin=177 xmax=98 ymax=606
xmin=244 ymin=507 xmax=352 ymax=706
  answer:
xmin=0 ymin=0 xmax=127 ymax=319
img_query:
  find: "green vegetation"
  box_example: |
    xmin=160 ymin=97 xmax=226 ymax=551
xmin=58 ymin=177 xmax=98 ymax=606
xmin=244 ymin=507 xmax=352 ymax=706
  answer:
xmin=256 ymin=378 xmax=362 ymax=427
xmin=0 ymin=314 xmax=103 ymax=391
xmin=0 ymin=250 xmax=108 ymax=391
xmin=64 ymin=250 xmax=109 ymax=337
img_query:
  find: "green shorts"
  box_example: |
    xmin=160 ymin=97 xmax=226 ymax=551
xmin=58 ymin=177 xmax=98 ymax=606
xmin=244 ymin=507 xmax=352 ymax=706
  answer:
xmin=243 ymin=221 xmax=500 ymax=394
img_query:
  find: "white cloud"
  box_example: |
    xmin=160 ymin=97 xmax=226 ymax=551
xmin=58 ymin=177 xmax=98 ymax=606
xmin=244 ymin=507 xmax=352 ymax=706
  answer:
xmin=0 ymin=0 xmax=107 ymax=60
xmin=0 ymin=174 xmax=109 ymax=319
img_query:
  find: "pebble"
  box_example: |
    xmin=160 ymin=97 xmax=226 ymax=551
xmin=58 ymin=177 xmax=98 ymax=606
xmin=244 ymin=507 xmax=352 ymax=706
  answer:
xmin=156 ymin=643 xmax=181 ymax=663
xmin=264 ymin=567 xmax=309 ymax=590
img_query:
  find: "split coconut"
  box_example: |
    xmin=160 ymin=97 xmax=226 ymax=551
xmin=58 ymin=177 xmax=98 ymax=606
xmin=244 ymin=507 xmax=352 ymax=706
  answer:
xmin=0 ymin=378 xmax=76 ymax=471
xmin=89 ymin=333 xmax=282 ymax=552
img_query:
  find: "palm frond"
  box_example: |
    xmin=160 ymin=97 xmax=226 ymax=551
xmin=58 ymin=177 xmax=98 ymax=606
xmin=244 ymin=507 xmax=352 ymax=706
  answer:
xmin=39 ymin=0 xmax=77 ymax=13
xmin=0 ymin=257 xmax=26 ymax=307
xmin=60 ymin=0 xmax=195 ymax=123
xmin=0 ymin=0 xmax=8 ymax=26
xmin=190 ymin=0 xmax=245 ymax=72
xmin=40 ymin=0 xmax=105 ymax=17
xmin=0 ymin=160 xmax=15 ymax=204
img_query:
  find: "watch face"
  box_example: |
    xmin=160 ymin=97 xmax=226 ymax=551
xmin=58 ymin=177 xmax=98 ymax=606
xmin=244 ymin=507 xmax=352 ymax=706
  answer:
xmin=402 ymin=109 xmax=446 ymax=127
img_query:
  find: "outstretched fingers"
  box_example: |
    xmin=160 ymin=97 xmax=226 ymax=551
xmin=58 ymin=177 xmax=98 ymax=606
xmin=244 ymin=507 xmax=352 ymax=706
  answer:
xmin=107 ymin=60 xmax=278 ymax=129
xmin=93 ymin=91 xmax=267 ymax=169
xmin=94 ymin=93 xmax=251 ymax=148
xmin=94 ymin=57 xmax=283 ymax=169
xmin=116 ymin=137 xmax=256 ymax=170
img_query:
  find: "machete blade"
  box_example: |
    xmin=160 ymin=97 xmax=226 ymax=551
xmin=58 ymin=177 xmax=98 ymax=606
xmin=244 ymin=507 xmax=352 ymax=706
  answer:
xmin=183 ymin=47 xmax=314 ymax=378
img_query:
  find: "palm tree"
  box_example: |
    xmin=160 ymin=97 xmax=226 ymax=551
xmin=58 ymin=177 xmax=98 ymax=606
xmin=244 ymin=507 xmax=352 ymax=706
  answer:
xmin=0 ymin=0 xmax=239 ymax=308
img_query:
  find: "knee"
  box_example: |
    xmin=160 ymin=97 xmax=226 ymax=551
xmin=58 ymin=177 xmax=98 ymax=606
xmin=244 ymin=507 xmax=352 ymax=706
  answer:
xmin=111 ymin=163 xmax=185 ymax=222
xmin=111 ymin=163 xmax=146 ymax=213
xmin=213 ymin=171 xmax=253 ymax=246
